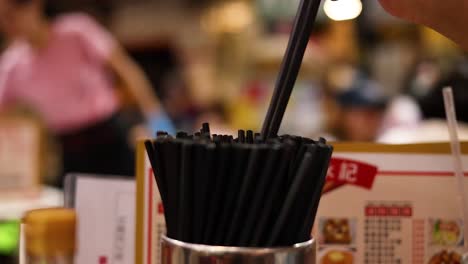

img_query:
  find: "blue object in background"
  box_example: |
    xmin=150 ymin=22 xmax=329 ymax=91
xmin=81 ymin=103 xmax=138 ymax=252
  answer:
xmin=148 ymin=111 xmax=176 ymax=135
xmin=335 ymin=73 xmax=389 ymax=109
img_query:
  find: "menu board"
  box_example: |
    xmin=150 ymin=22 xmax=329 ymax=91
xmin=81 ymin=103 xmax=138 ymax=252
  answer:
xmin=135 ymin=142 xmax=468 ymax=264
xmin=317 ymin=143 xmax=468 ymax=264
xmin=0 ymin=116 xmax=41 ymax=194
xmin=65 ymin=174 xmax=136 ymax=264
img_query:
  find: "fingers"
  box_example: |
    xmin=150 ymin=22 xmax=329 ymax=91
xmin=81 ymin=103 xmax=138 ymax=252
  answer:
xmin=378 ymin=0 xmax=468 ymax=51
xmin=378 ymin=0 xmax=424 ymax=23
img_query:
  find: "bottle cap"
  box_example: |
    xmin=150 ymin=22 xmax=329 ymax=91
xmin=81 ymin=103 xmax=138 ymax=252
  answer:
xmin=23 ymin=208 xmax=76 ymax=257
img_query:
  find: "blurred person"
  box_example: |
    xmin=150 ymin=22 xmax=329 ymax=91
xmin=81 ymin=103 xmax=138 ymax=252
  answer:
xmin=323 ymin=65 xmax=389 ymax=142
xmin=404 ymin=59 xmax=444 ymax=100
xmin=162 ymin=72 xmax=200 ymax=132
xmin=380 ymin=62 xmax=468 ymax=143
xmin=0 ymin=0 xmax=174 ymax=186
xmin=378 ymin=0 xmax=468 ymax=50
xmin=130 ymin=45 xmax=200 ymax=132
xmin=380 ymin=59 xmax=441 ymax=135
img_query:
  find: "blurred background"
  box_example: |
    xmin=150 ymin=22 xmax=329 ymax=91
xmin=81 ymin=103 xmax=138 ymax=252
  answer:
xmin=1 ymin=0 xmax=468 ymax=262
xmin=1 ymin=0 xmax=466 ymax=143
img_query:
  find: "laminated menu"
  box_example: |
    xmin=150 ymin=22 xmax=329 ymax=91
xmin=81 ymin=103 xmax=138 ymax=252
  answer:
xmin=136 ymin=142 xmax=468 ymax=264
xmin=317 ymin=143 xmax=468 ymax=264
xmin=65 ymin=174 xmax=136 ymax=264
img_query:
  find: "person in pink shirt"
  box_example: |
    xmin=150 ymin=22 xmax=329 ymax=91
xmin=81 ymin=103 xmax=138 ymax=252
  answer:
xmin=0 ymin=0 xmax=175 ymax=186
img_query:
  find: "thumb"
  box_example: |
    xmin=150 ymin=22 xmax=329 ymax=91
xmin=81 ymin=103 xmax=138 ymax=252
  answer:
xmin=378 ymin=0 xmax=468 ymax=51
xmin=378 ymin=0 xmax=420 ymax=22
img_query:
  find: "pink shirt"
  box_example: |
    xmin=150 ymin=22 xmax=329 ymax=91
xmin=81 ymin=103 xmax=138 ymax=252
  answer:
xmin=0 ymin=13 xmax=119 ymax=134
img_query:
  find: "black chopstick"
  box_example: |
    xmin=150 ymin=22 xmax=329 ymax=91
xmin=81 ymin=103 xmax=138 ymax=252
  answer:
xmin=216 ymin=145 xmax=251 ymax=245
xmin=297 ymin=143 xmax=333 ymax=242
xmin=162 ymin=140 xmax=182 ymax=238
xmin=178 ymin=141 xmax=194 ymax=242
xmin=267 ymin=150 xmax=315 ymax=246
xmin=196 ymin=144 xmax=217 ymax=243
xmin=145 ymin=123 xmax=334 ymax=247
xmin=238 ymin=130 xmax=246 ymax=143
xmin=203 ymin=144 xmax=232 ymax=243
xmin=261 ymin=0 xmax=323 ymax=139
xmin=191 ymin=143 xmax=206 ymax=243
xmin=225 ymin=145 xmax=267 ymax=245
xmin=239 ymin=145 xmax=281 ymax=246
xmin=153 ymin=139 xmax=169 ymax=216
xmin=176 ymin=132 xmax=188 ymax=139
xmin=202 ymin=123 xmax=211 ymax=137
xmin=282 ymin=144 xmax=320 ymax=245
xmin=246 ymin=130 xmax=254 ymax=144
xmin=250 ymin=144 xmax=293 ymax=246
xmin=144 ymin=140 xmax=166 ymax=203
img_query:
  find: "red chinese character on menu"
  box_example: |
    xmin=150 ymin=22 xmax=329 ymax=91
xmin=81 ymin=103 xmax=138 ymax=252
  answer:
xmin=365 ymin=206 xmax=376 ymax=216
xmin=401 ymin=206 xmax=413 ymax=217
xmin=99 ymin=256 xmax=107 ymax=264
xmin=389 ymin=207 xmax=400 ymax=216
xmin=377 ymin=206 xmax=388 ymax=216
xmin=327 ymin=158 xmax=378 ymax=190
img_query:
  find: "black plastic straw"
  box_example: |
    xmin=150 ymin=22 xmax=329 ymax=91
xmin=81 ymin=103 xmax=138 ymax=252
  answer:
xmin=261 ymin=0 xmax=323 ymax=138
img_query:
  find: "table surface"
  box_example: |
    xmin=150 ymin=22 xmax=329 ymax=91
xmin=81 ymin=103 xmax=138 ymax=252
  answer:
xmin=0 ymin=187 xmax=63 ymax=220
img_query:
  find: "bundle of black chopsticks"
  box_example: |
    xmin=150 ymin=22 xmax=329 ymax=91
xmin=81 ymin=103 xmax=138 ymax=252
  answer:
xmin=145 ymin=124 xmax=332 ymax=247
xmin=146 ymin=0 xmax=328 ymax=248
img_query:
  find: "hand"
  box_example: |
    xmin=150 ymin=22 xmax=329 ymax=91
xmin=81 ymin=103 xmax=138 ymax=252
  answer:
xmin=127 ymin=112 xmax=176 ymax=147
xmin=147 ymin=111 xmax=176 ymax=135
xmin=379 ymin=0 xmax=468 ymax=50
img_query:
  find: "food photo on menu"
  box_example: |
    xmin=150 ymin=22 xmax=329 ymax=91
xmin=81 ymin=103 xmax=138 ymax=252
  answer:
xmin=428 ymin=250 xmax=462 ymax=264
xmin=426 ymin=219 xmax=464 ymax=264
xmin=320 ymin=248 xmax=354 ymax=264
xmin=320 ymin=218 xmax=354 ymax=245
xmin=430 ymin=219 xmax=464 ymax=247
